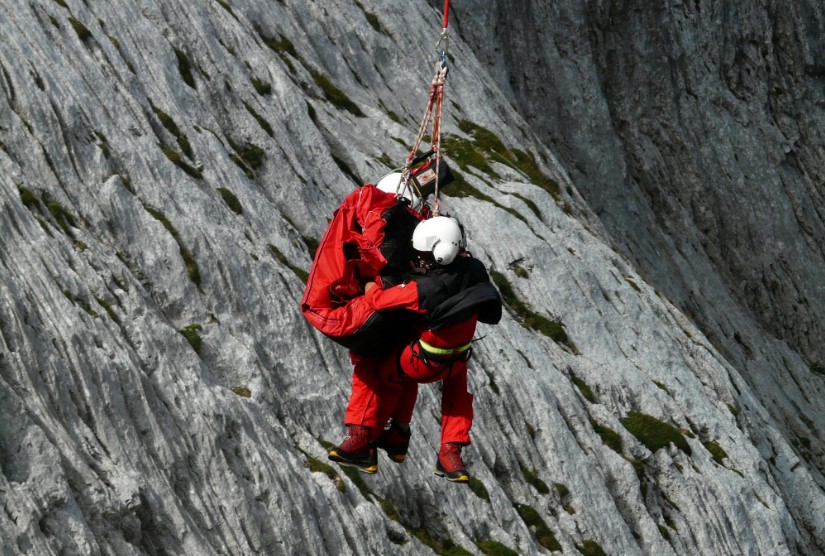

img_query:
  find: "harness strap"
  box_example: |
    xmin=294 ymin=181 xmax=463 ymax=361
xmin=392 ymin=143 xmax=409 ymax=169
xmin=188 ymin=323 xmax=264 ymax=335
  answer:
xmin=398 ymin=337 xmax=468 ymax=384
xmin=418 ymin=338 xmax=472 ymax=357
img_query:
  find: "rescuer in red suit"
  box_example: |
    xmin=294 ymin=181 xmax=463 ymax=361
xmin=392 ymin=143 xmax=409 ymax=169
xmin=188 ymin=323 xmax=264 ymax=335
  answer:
xmin=329 ymin=216 xmax=502 ymax=482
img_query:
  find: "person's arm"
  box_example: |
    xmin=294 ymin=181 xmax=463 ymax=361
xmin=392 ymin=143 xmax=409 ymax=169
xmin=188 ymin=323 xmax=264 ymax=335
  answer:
xmin=363 ymin=280 xmax=426 ymax=313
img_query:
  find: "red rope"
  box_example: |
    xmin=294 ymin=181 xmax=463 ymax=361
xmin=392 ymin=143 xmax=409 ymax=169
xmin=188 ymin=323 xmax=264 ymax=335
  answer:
xmin=402 ymin=0 xmax=452 ymax=215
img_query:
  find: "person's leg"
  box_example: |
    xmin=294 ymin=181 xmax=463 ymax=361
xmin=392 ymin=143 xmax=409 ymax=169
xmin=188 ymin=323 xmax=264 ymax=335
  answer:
xmin=439 ymin=362 xmax=473 ymax=445
xmin=375 ymin=350 xmax=406 ymax=432
xmin=344 ymin=353 xmax=381 ymax=429
xmin=434 ymin=362 xmax=473 ymax=482
xmin=331 ymin=353 xmax=381 ymax=473
xmin=375 ymin=349 xmax=417 ymax=462
xmin=386 ymin=348 xmax=420 ymax=426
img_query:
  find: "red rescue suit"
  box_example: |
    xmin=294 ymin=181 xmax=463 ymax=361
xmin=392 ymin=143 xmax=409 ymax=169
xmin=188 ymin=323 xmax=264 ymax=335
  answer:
xmin=344 ymin=255 xmax=502 ymax=445
xmin=300 ymin=185 xmax=425 ymax=355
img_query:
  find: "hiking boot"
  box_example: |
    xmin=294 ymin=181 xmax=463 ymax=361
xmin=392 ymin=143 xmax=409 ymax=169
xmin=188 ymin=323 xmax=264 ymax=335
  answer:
xmin=375 ymin=421 xmax=411 ymax=463
xmin=328 ymin=425 xmax=378 ymax=474
xmin=434 ymin=443 xmax=469 ymax=482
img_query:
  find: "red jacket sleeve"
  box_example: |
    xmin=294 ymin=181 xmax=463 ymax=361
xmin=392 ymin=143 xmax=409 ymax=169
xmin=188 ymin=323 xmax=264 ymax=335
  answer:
xmin=350 ymin=186 xmax=399 ymax=277
xmin=364 ymin=281 xmax=425 ymax=313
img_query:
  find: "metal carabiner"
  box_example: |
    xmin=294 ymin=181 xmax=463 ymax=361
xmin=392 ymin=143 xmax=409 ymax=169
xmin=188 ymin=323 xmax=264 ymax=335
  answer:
xmin=434 ymin=28 xmax=449 ymax=67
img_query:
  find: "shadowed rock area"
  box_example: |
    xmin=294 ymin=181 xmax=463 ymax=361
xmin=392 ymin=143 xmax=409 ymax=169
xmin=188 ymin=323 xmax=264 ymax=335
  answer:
xmin=2 ymin=1 xmax=825 ymax=554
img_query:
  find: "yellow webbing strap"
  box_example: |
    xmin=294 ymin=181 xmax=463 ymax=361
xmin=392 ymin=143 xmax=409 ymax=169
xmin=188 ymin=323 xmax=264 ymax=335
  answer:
xmin=418 ymin=338 xmax=472 ymax=356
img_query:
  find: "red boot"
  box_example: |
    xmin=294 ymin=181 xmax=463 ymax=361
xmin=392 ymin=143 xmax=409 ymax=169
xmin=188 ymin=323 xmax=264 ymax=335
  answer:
xmin=375 ymin=421 xmax=411 ymax=463
xmin=434 ymin=443 xmax=469 ymax=482
xmin=328 ymin=425 xmax=378 ymax=473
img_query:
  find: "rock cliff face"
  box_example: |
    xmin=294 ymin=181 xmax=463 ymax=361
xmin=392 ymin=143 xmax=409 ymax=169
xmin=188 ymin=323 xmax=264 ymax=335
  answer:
xmin=453 ymin=0 xmax=825 ymax=386
xmin=2 ymin=1 xmax=825 ymax=555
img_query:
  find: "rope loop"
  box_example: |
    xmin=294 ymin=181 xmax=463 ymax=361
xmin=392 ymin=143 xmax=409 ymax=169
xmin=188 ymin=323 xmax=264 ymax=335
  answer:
xmin=404 ymin=1 xmax=452 ymax=215
xmin=435 ymin=28 xmax=449 ymax=65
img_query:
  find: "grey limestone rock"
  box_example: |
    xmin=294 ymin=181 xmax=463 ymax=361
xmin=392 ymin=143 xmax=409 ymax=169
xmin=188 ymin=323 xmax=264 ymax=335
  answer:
xmin=2 ymin=1 xmax=825 ymax=555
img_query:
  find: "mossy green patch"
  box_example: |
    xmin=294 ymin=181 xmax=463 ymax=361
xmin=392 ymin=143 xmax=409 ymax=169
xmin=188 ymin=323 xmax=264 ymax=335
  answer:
xmin=514 ymin=503 xmax=561 ymax=552
xmin=43 ymin=194 xmax=78 ymax=235
xmin=251 ymin=76 xmax=272 ymax=95
xmin=484 ymin=369 xmax=500 ymax=395
xmin=150 ymin=103 xmax=193 ymax=159
xmin=243 ymin=101 xmax=274 ymax=136
xmin=259 ymin=30 xmax=298 ymax=58
xmin=143 ymin=205 xmax=202 ymax=290
xmin=174 ymin=48 xmax=196 ymax=88
xmin=216 ymin=0 xmax=235 ymax=16
xmin=490 ymin=271 xmax=576 ymax=351
xmin=446 ymin=174 xmax=529 ymax=224
xmin=228 ymin=154 xmax=252 ymax=178
xmin=92 ymin=131 xmax=111 ymax=158
xmin=218 ymin=188 xmax=243 ymax=215
xmin=620 ymin=412 xmax=692 ymax=455
xmin=521 ymin=466 xmax=550 ymax=494
xmin=231 ymin=386 xmax=252 ymax=398
xmin=571 ymin=373 xmax=596 ymax=403
xmin=703 ymin=440 xmax=728 ymax=465
xmin=375 ymin=496 xmax=400 ymax=522
xmin=591 ymin=419 xmax=623 ymax=455
xmin=96 ymin=297 xmax=120 ymax=324
xmin=376 ymin=153 xmax=394 ymax=168
xmin=410 ymin=528 xmax=472 ymax=556
xmin=69 ymin=17 xmax=92 ymax=41
xmin=355 ymin=1 xmax=383 ymax=33
xmin=447 ymin=173 xmax=494 ymax=201
xmin=442 ymin=121 xmax=562 ymax=206
xmin=311 ymin=69 xmax=365 ymax=117
xmin=468 ymin=477 xmax=490 ymax=502
xmin=304 ymin=453 xmax=344 ymax=492
xmin=180 ymin=324 xmax=203 ymax=353
xmin=18 ymin=186 xmax=40 ymax=211
xmin=160 ymin=144 xmax=202 ymax=179
xmin=268 ymin=244 xmax=309 ymax=282
xmin=441 ymin=135 xmax=498 ymax=178
xmin=658 ymin=524 xmax=672 ymax=542
xmin=508 ymin=148 xmax=561 ymax=203
xmin=115 ymin=174 xmax=133 ymax=194
xmin=575 ymin=539 xmax=607 ymax=556
xmin=339 ymin=466 xmax=370 ymax=499
xmin=227 ymin=139 xmax=265 ymax=178
xmin=476 ymin=540 xmax=518 ymax=556
xmin=64 ymin=291 xmax=98 ymax=317
xmin=555 ymin=483 xmax=570 ymax=499
xmin=331 ymin=154 xmax=362 ymax=185
xmin=511 ymin=192 xmax=541 ymax=219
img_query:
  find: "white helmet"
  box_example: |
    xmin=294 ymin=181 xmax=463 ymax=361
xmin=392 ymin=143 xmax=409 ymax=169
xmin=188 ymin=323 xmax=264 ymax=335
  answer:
xmin=376 ymin=172 xmax=422 ymax=211
xmin=412 ymin=216 xmax=465 ymax=265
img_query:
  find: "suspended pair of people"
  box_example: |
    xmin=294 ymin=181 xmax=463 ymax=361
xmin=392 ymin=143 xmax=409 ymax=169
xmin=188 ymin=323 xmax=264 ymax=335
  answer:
xmin=300 ymin=161 xmax=502 ymax=482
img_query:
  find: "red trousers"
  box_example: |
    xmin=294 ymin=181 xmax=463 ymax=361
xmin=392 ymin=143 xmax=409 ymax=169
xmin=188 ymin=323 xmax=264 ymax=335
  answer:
xmin=344 ymin=318 xmax=477 ymax=445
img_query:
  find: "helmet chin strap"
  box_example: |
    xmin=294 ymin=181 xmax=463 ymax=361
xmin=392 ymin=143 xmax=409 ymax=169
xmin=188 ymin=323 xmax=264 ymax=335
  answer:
xmin=413 ymin=252 xmax=434 ymax=272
